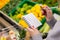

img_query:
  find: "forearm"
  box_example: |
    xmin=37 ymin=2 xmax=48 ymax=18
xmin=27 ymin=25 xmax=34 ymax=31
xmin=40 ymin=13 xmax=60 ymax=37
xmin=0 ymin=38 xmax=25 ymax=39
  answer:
xmin=46 ymin=21 xmax=60 ymax=40
xmin=46 ymin=16 xmax=57 ymax=29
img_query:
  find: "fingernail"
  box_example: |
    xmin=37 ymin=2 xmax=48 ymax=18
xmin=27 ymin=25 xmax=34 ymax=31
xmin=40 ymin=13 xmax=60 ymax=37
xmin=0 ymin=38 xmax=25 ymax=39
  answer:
xmin=46 ymin=6 xmax=48 ymax=8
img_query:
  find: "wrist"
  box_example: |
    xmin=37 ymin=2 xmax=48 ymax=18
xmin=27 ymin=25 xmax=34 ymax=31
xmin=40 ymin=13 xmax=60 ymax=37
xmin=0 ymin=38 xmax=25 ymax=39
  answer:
xmin=46 ymin=16 xmax=57 ymax=29
xmin=46 ymin=16 xmax=53 ymax=22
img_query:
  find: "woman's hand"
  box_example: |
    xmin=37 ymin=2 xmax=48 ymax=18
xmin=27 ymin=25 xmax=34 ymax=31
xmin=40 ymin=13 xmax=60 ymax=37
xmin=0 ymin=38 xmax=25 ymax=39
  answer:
xmin=27 ymin=26 xmax=40 ymax=37
xmin=42 ymin=6 xmax=53 ymax=21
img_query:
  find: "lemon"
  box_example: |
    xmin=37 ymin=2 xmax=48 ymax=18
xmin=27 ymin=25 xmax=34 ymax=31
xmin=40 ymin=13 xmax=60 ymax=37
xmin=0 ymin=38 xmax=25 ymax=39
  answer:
xmin=17 ymin=14 xmax=23 ymax=18
xmin=31 ymin=7 xmax=36 ymax=12
xmin=26 ymin=10 xmax=31 ymax=14
xmin=31 ymin=11 xmax=38 ymax=17
xmin=38 ymin=17 xmax=42 ymax=21
xmin=21 ymin=8 xmax=25 ymax=12
xmin=35 ymin=9 xmax=41 ymax=14
xmin=34 ymin=4 xmax=40 ymax=9
xmin=39 ymin=12 xmax=42 ymax=17
xmin=41 ymin=15 xmax=45 ymax=18
xmin=19 ymin=20 xmax=28 ymax=28
xmin=41 ymin=4 xmax=47 ymax=8
xmin=1 ymin=36 xmax=6 ymax=40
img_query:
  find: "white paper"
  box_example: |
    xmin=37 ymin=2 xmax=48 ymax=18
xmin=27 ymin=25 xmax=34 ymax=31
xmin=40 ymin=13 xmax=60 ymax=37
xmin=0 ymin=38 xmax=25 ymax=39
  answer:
xmin=22 ymin=13 xmax=42 ymax=28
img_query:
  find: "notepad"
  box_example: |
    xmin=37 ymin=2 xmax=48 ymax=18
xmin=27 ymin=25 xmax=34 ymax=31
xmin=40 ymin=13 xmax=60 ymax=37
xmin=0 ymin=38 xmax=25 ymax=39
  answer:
xmin=22 ymin=13 xmax=42 ymax=28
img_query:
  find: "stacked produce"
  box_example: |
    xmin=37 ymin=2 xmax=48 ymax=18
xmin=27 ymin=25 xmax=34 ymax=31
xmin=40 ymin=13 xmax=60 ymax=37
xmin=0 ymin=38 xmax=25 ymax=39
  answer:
xmin=39 ymin=22 xmax=50 ymax=33
xmin=26 ymin=4 xmax=45 ymax=21
xmin=8 ymin=1 xmax=52 ymax=39
xmin=0 ymin=0 xmax=60 ymax=40
xmin=32 ymin=0 xmax=58 ymax=7
xmin=10 ymin=4 xmax=46 ymax=29
xmin=10 ymin=3 xmax=32 ymax=28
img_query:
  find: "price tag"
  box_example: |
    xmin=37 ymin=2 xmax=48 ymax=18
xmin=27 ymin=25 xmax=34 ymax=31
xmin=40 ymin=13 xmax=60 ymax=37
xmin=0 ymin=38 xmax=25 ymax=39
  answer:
xmin=0 ymin=0 xmax=10 ymax=9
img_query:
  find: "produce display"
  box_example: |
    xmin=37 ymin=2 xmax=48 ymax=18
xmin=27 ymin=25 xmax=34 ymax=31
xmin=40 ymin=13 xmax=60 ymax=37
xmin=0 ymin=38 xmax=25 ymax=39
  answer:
xmin=8 ymin=2 xmax=47 ymax=39
xmin=1 ymin=0 xmax=58 ymax=14
xmin=9 ymin=3 xmax=46 ymax=29
xmin=9 ymin=3 xmax=32 ymax=28
xmin=32 ymin=0 xmax=58 ymax=7
xmin=26 ymin=4 xmax=45 ymax=21
xmin=1 ymin=0 xmax=60 ymax=40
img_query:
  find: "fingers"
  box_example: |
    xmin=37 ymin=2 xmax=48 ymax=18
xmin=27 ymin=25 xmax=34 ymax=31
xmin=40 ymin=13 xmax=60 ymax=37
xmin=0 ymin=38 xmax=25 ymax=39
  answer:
xmin=43 ymin=6 xmax=51 ymax=12
xmin=27 ymin=26 xmax=36 ymax=32
xmin=43 ymin=6 xmax=52 ymax=16
xmin=31 ymin=26 xmax=36 ymax=30
xmin=27 ymin=26 xmax=40 ymax=36
xmin=27 ymin=27 xmax=34 ymax=32
xmin=43 ymin=6 xmax=51 ymax=10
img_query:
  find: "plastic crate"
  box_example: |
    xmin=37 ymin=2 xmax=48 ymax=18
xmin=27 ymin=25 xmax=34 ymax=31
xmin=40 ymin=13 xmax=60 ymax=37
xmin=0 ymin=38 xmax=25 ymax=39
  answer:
xmin=51 ymin=7 xmax=60 ymax=15
xmin=8 ymin=0 xmax=46 ymax=29
xmin=8 ymin=0 xmax=60 ymax=30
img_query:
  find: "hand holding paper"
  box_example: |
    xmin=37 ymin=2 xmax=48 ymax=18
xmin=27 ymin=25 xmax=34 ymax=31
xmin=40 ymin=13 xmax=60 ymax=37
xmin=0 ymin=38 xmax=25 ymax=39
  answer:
xmin=22 ymin=13 xmax=42 ymax=28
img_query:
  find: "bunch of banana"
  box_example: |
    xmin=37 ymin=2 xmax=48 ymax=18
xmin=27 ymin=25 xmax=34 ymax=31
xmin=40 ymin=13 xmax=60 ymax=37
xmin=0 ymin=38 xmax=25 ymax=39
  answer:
xmin=19 ymin=19 xmax=29 ymax=28
xmin=18 ymin=4 xmax=47 ymax=28
xmin=39 ymin=22 xmax=50 ymax=33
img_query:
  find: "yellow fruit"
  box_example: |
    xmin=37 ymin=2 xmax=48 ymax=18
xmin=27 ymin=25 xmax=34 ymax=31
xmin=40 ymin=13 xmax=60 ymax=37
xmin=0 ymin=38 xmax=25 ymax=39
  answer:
xmin=1 ymin=36 xmax=6 ymax=40
xmin=25 ymin=4 xmax=45 ymax=22
xmin=26 ymin=10 xmax=31 ymax=14
xmin=21 ymin=8 xmax=25 ymax=12
xmin=34 ymin=13 xmax=38 ymax=17
xmin=35 ymin=10 xmax=39 ymax=13
xmin=41 ymin=15 xmax=45 ymax=18
xmin=41 ymin=4 xmax=47 ymax=8
xmin=42 ymin=23 xmax=50 ymax=33
xmin=32 ymin=11 xmax=35 ymax=14
xmin=19 ymin=20 xmax=28 ymax=28
xmin=38 ymin=17 xmax=42 ymax=21
xmin=17 ymin=14 xmax=23 ymax=18
xmin=32 ymin=12 xmax=38 ymax=17
xmin=39 ymin=12 xmax=42 ymax=17
xmin=34 ymin=4 xmax=40 ymax=9
xmin=31 ymin=7 xmax=36 ymax=12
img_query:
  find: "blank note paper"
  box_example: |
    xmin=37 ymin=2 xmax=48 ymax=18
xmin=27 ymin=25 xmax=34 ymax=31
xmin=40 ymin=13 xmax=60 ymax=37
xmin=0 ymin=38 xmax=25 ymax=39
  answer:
xmin=22 ymin=13 xmax=42 ymax=28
